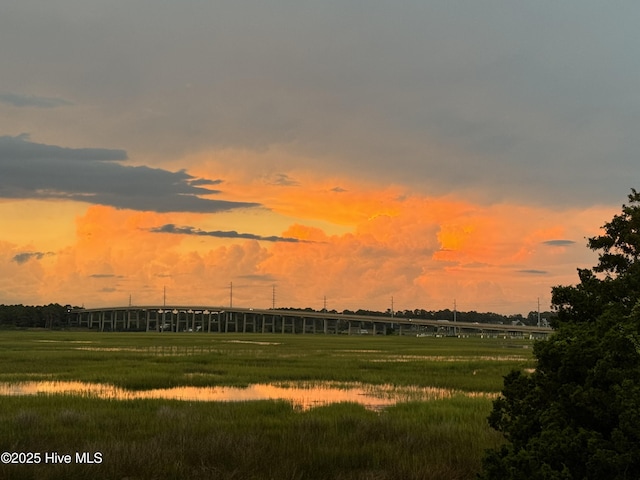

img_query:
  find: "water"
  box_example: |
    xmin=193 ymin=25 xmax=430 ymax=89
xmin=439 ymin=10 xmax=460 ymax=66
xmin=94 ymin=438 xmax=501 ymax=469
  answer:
xmin=0 ymin=380 xmax=491 ymax=410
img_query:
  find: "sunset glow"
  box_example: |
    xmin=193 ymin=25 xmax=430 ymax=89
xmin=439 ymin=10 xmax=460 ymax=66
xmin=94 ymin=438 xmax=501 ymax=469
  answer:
xmin=1 ymin=2 xmax=637 ymax=315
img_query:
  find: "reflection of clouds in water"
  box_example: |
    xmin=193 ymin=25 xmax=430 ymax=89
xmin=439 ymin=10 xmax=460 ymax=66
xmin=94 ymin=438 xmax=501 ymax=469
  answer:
xmin=0 ymin=381 xmax=493 ymax=411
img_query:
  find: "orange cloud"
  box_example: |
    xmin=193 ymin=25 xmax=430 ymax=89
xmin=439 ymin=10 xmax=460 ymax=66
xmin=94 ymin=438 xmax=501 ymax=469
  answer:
xmin=250 ymin=189 xmax=609 ymax=312
xmin=12 ymin=205 xmax=276 ymax=307
xmin=0 ymin=150 xmax=616 ymax=315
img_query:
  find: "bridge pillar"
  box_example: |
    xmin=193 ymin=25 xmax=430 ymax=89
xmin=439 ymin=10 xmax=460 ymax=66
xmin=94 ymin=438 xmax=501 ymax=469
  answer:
xmin=78 ymin=311 xmax=88 ymax=328
xmin=127 ymin=310 xmax=138 ymax=330
xmin=242 ymin=313 xmax=256 ymax=333
xmin=226 ymin=312 xmax=238 ymax=332
xmin=261 ymin=314 xmax=275 ymax=333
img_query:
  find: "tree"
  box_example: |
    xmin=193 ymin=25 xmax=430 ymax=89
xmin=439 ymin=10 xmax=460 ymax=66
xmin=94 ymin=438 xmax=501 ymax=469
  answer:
xmin=480 ymin=190 xmax=640 ymax=479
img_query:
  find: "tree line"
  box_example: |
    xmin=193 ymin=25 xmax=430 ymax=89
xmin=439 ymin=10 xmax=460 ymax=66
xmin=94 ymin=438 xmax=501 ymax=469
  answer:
xmin=0 ymin=304 xmax=71 ymax=328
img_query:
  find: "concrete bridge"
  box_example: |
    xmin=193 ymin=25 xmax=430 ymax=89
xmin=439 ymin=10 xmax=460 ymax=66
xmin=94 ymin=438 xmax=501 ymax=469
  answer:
xmin=69 ymin=306 xmax=553 ymax=338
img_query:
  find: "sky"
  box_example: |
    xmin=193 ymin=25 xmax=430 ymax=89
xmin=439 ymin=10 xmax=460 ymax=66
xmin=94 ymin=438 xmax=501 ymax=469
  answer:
xmin=1 ymin=1 xmax=639 ymax=315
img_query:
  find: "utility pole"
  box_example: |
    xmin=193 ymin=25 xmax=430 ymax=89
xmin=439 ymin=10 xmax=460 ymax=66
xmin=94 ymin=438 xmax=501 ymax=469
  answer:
xmin=454 ymin=299 xmax=457 ymax=322
xmin=163 ymin=286 xmax=166 ymax=307
xmin=391 ymin=296 xmax=394 ymax=317
xmin=454 ymin=299 xmax=457 ymax=335
xmin=272 ymin=285 xmax=276 ymax=309
xmin=323 ymin=295 xmax=327 ymax=312
xmin=230 ymin=282 xmax=233 ymax=308
xmin=537 ymin=297 xmax=541 ymax=327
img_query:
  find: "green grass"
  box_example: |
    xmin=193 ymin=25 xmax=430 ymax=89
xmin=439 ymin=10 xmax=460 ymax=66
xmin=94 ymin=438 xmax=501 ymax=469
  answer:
xmin=0 ymin=330 xmax=535 ymax=479
xmin=0 ymin=396 xmax=504 ymax=480
xmin=0 ymin=330 xmax=534 ymax=391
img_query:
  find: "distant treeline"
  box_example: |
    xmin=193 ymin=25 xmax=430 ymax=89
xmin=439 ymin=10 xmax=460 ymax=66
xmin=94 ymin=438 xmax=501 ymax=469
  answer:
xmin=278 ymin=307 xmax=556 ymax=326
xmin=0 ymin=304 xmax=71 ymax=328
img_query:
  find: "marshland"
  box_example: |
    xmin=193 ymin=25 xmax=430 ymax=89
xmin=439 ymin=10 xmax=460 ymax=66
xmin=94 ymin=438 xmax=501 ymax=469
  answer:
xmin=0 ymin=330 xmax=535 ymax=479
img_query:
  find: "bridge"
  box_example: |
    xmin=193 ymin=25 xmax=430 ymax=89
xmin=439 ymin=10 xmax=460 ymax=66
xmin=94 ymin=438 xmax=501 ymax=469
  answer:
xmin=69 ymin=306 xmax=553 ymax=338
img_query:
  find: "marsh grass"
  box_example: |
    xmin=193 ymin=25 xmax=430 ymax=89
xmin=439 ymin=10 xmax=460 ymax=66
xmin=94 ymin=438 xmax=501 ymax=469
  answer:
xmin=0 ymin=395 xmax=502 ymax=480
xmin=0 ymin=331 xmax=534 ymax=391
xmin=0 ymin=330 xmax=531 ymax=479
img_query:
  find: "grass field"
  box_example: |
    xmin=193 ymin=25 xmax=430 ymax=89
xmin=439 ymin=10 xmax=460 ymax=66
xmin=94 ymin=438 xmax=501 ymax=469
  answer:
xmin=0 ymin=330 xmax=536 ymax=479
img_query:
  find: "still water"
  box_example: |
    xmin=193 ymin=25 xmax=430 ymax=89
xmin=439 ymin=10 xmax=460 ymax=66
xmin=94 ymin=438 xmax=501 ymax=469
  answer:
xmin=0 ymin=381 xmax=490 ymax=410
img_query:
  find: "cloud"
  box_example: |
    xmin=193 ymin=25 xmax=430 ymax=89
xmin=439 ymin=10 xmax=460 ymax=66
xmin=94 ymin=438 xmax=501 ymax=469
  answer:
xmin=12 ymin=251 xmax=54 ymax=264
xmin=238 ymin=273 xmax=278 ymax=282
xmin=517 ymin=269 xmax=548 ymax=275
xmin=0 ymin=93 xmax=73 ymax=108
xmin=0 ymin=181 xmax=611 ymax=313
xmin=0 ymin=135 xmax=259 ymax=213
xmin=2 ymin=3 xmax=639 ymax=208
xmin=542 ymin=240 xmax=576 ymax=247
xmin=149 ymin=224 xmax=311 ymax=243
xmin=268 ymin=174 xmax=300 ymax=187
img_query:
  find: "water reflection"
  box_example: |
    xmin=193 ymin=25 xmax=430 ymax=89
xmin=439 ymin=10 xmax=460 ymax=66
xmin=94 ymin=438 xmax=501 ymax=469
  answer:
xmin=0 ymin=381 xmax=491 ymax=410
xmin=368 ymin=354 xmax=527 ymax=362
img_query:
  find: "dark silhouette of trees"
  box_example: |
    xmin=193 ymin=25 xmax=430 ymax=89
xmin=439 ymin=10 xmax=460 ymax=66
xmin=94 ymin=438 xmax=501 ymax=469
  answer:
xmin=0 ymin=303 xmax=68 ymax=328
xmin=480 ymin=190 xmax=640 ymax=479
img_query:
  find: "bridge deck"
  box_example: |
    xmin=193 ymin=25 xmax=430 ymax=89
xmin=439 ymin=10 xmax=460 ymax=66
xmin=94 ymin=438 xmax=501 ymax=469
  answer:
xmin=69 ymin=306 xmax=552 ymax=337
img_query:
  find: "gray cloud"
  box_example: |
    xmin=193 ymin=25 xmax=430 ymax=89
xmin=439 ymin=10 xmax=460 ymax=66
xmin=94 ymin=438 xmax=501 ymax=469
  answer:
xmin=238 ymin=274 xmax=278 ymax=282
xmin=0 ymin=93 xmax=73 ymax=108
xmin=268 ymin=174 xmax=300 ymax=187
xmin=12 ymin=251 xmax=54 ymax=264
xmin=2 ymin=2 xmax=639 ymax=207
xmin=0 ymin=135 xmax=259 ymax=213
xmin=542 ymin=240 xmax=576 ymax=247
xmin=517 ymin=269 xmax=548 ymax=275
xmin=89 ymin=274 xmax=122 ymax=279
xmin=150 ymin=224 xmax=311 ymax=243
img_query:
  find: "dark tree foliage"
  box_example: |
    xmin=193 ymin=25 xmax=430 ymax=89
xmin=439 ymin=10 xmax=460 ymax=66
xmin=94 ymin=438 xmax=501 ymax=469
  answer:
xmin=480 ymin=190 xmax=640 ymax=479
xmin=0 ymin=304 xmax=69 ymax=328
